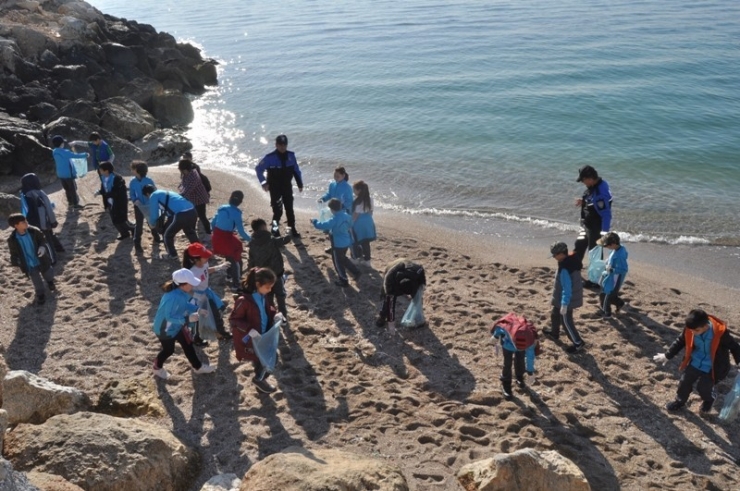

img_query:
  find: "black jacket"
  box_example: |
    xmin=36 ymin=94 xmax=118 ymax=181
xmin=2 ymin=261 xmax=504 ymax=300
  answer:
xmin=666 ymin=318 xmax=740 ymax=382
xmin=8 ymin=226 xmax=52 ymax=276
xmin=382 ymin=259 xmax=426 ymax=298
xmin=100 ymin=173 xmax=129 ymax=224
xmin=248 ymin=229 xmax=290 ymax=276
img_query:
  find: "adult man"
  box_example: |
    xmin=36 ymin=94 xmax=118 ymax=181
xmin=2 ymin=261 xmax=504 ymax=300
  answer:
xmin=143 ymin=184 xmax=199 ymax=259
xmin=574 ymin=165 xmax=612 ymax=266
xmin=255 ymin=135 xmax=304 ymax=237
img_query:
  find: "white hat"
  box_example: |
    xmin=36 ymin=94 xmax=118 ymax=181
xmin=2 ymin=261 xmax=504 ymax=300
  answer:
xmin=172 ymin=268 xmax=201 ymax=287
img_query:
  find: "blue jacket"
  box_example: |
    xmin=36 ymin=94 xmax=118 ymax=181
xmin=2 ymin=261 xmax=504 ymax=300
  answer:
xmin=321 ymin=179 xmax=354 ymax=212
xmin=601 ymin=245 xmax=628 ymax=294
xmin=492 ymin=326 xmax=536 ymax=373
xmin=551 ymin=254 xmax=584 ymax=308
xmin=582 ymin=178 xmax=613 ymax=231
xmin=255 ymin=150 xmax=303 ymax=188
xmin=89 ymin=140 xmax=113 ymax=169
xmin=152 ymin=288 xmax=198 ymax=339
xmin=311 ymin=210 xmax=354 ymax=248
xmin=211 ymin=204 xmax=251 ymax=241
xmin=129 ymin=176 xmax=155 ymax=205
xmin=53 ymin=147 xmax=87 ymax=179
xmin=148 ymin=190 xmax=194 ymax=225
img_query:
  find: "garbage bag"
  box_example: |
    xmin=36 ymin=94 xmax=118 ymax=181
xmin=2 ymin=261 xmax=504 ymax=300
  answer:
xmin=71 ymin=157 xmax=88 ymax=178
xmin=719 ymin=372 xmax=740 ymax=422
xmin=317 ymin=202 xmax=333 ymax=223
xmin=251 ymin=319 xmax=283 ymax=373
xmin=401 ymin=286 xmax=426 ymax=328
xmin=587 ymin=246 xmax=606 ymax=284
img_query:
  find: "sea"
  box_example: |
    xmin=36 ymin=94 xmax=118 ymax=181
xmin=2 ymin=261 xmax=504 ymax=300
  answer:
xmin=88 ymin=0 xmax=740 ymax=247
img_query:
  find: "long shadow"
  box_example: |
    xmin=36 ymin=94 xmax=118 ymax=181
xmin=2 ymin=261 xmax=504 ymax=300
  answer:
xmin=6 ymin=294 xmax=59 ymax=373
xmin=105 ymin=235 xmax=136 ymax=315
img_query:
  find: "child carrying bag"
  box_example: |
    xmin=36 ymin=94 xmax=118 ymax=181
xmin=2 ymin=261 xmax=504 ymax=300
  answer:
xmin=243 ymin=318 xmax=284 ymax=373
xmin=401 ymin=286 xmax=426 ymax=328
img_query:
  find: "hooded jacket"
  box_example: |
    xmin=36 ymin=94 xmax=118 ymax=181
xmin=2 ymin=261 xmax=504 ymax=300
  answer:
xmin=247 ymin=229 xmax=290 ymax=276
xmin=8 ymin=226 xmax=52 ymax=275
xmin=666 ymin=315 xmax=740 ymax=382
xmin=551 ymin=254 xmax=584 ymax=308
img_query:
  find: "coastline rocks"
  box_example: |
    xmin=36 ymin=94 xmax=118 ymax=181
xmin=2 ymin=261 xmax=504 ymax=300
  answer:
xmin=151 ymin=91 xmax=194 ymax=127
xmin=120 ymin=77 xmax=163 ymax=112
xmin=0 ymin=409 xmax=8 ymax=450
xmin=51 ymin=100 xmax=99 ymax=125
xmin=456 ymin=449 xmax=590 ymax=491
xmin=4 ymin=412 xmax=200 ymax=491
xmin=26 ymin=471 xmax=86 ymax=491
xmin=2 ymin=371 xmax=91 ymax=425
xmin=200 ymin=474 xmax=240 ymax=491
xmin=95 ymin=378 xmax=165 ymax=418
xmin=0 ymin=458 xmax=39 ymax=491
xmin=99 ymin=97 xmax=156 ymax=141
xmin=0 ymin=193 xmax=22 ymax=217
xmin=44 ymin=117 xmax=143 ymax=165
xmin=135 ymin=129 xmax=191 ymax=165
xmin=239 ymin=446 xmax=409 ymax=491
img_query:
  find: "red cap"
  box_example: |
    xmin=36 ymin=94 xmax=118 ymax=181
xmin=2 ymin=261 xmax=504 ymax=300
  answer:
xmin=187 ymin=242 xmax=213 ymax=259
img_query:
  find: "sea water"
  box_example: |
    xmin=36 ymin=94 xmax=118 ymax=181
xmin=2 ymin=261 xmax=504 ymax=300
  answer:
xmin=89 ymin=0 xmax=740 ymax=245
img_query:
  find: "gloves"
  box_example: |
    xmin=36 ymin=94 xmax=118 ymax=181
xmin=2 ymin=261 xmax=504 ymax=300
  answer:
xmin=560 ymin=304 xmax=568 ymax=316
xmin=274 ymin=313 xmax=286 ymax=325
xmin=188 ymin=313 xmax=199 ymax=323
xmin=653 ymin=353 xmax=668 ymax=365
xmin=37 ymin=246 xmax=46 ymax=257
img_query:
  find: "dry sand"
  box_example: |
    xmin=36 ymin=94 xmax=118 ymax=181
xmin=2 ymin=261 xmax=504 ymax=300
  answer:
xmin=2 ymin=165 xmax=739 ymax=490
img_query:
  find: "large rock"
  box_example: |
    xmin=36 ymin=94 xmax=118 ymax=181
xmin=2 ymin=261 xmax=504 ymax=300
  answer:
xmin=99 ymin=97 xmax=156 ymax=141
xmin=2 ymin=371 xmax=91 ymax=425
xmin=0 ymin=25 xmax=55 ymax=60
xmin=456 ymin=449 xmax=591 ymax=491
xmin=4 ymin=412 xmax=200 ymax=491
xmin=95 ymin=378 xmax=164 ymax=418
xmin=0 ymin=193 xmax=22 ymax=216
xmin=51 ymin=100 xmax=100 ymax=125
xmin=0 ymin=457 xmax=39 ymax=491
xmin=45 ymin=117 xmax=143 ymax=165
xmin=0 ymin=409 xmax=8 ymax=451
xmin=240 ymin=446 xmax=408 ymax=491
xmin=151 ymin=91 xmax=194 ymax=127
xmin=136 ymin=129 xmax=191 ymax=165
xmin=26 ymin=471 xmax=85 ymax=491
xmin=200 ymin=474 xmax=240 ymax=491
xmin=0 ymin=133 xmax=54 ymax=180
xmin=56 ymin=79 xmax=95 ymax=102
xmin=120 ymin=77 xmax=163 ymax=111
xmin=0 ymin=343 xmax=7 ymax=405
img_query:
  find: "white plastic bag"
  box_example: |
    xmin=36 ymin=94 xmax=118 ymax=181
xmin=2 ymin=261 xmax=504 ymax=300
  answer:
xmin=251 ymin=319 xmax=284 ymax=373
xmin=71 ymin=157 xmax=88 ymax=178
xmin=401 ymin=286 xmax=426 ymax=328
xmin=719 ymin=372 xmax=740 ymax=422
xmin=587 ymin=246 xmax=606 ymax=284
xmin=317 ymin=202 xmax=333 ymax=223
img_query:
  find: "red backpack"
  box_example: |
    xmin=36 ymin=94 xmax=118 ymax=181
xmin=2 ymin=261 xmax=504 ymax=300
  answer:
xmin=491 ymin=313 xmax=541 ymax=355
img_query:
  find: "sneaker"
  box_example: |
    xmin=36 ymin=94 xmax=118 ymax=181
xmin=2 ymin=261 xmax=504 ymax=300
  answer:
xmin=153 ymin=365 xmax=169 ymax=380
xmin=291 ymin=228 xmax=301 ymax=238
xmin=334 ymin=279 xmax=349 ymax=287
xmin=324 ymin=247 xmax=333 ymax=254
xmin=116 ymin=234 xmax=131 ymax=241
xmin=542 ymin=328 xmax=559 ymax=341
xmin=193 ymin=364 xmax=216 ymax=374
xmin=566 ymin=342 xmax=586 ymax=353
xmin=253 ymin=376 xmax=277 ymax=394
xmin=583 ymin=280 xmax=599 ymax=289
xmin=159 ymin=253 xmax=178 ymax=260
xmin=217 ymin=331 xmax=233 ymax=341
xmin=375 ymin=316 xmax=387 ymax=328
xmin=516 ymin=378 xmax=526 ymax=389
xmin=36 ymin=293 xmax=46 ymax=305
xmin=700 ymin=399 xmax=715 ymax=413
xmin=152 ymin=236 xmax=163 ymax=244
xmin=47 ymin=281 xmax=56 ymax=292
xmin=193 ymin=337 xmax=209 ymax=347
xmin=666 ymin=400 xmax=685 ymax=411
xmin=502 ymin=382 xmax=513 ymax=401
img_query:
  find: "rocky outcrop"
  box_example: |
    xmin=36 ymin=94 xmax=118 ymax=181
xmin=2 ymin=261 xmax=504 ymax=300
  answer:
xmin=99 ymin=97 xmax=156 ymax=141
xmin=2 ymin=371 xmax=91 ymax=425
xmin=0 ymin=457 xmax=39 ymax=491
xmin=26 ymin=471 xmax=85 ymax=491
xmin=4 ymin=412 xmax=200 ymax=491
xmin=0 ymin=409 xmax=8 ymax=451
xmin=456 ymin=449 xmax=591 ymax=491
xmin=135 ymin=129 xmax=191 ymax=165
xmin=95 ymin=378 xmax=164 ymax=418
xmin=240 ymin=446 xmax=409 ymax=491
xmin=200 ymin=474 xmax=240 ymax=491
xmin=151 ymin=91 xmax=194 ymax=127
xmin=44 ymin=117 xmax=143 ymax=167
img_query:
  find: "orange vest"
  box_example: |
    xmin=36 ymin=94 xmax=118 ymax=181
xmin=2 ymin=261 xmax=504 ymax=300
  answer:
xmin=679 ymin=315 xmax=726 ymax=381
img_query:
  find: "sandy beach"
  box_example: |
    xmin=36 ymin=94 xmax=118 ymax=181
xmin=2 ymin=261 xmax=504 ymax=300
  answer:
xmin=2 ymin=165 xmax=740 ymax=490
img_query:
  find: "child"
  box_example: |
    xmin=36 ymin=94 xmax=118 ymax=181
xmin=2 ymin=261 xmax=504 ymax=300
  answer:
xmin=98 ymin=161 xmax=133 ymax=240
xmin=229 ymin=267 xmax=285 ymax=394
xmin=7 ymin=213 xmax=55 ymax=305
xmin=51 ymin=135 xmax=87 ymax=209
xmin=654 ymin=309 xmax=740 ymax=413
xmin=211 ymin=191 xmax=251 ymax=289
xmin=183 ymin=242 xmax=232 ymax=345
xmin=351 ymin=180 xmax=376 ymax=266
xmin=318 ymin=167 xmax=353 ymax=253
xmin=143 ymin=184 xmax=199 ymax=259
xmin=178 ymin=159 xmax=211 ymax=236
xmin=70 ymin=132 xmax=114 ymax=173
xmin=311 ymin=198 xmax=360 ymax=287
xmin=248 ymin=218 xmax=292 ymax=318
xmin=597 ymin=232 xmax=628 ymax=318
xmin=151 ymin=268 xmax=217 ymax=380
xmin=128 ymin=161 xmax=162 ymax=254
xmin=20 ymin=173 xmax=64 ymax=260
xmin=492 ymin=314 xmax=538 ymax=401
xmin=375 ymin=258 xmax=426 ymax=331
xmin=543 ymin=242 xmax=586 ymax=353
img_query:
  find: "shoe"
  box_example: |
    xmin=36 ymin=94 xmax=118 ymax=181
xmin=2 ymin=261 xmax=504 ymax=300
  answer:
xmin=153 ymin=363 xmax=169 ymax=380
xmin=375 ymin=316 xmax=386 ymax=328
xmin=324 ymin=247 xmax=333 ymax=254
xmin=291 ymin=228 xmax=301 ymax=238
xmin=353 ymin=271 xmax=363 ymax=281
xmin=666 ymin=400 xmax=685 ymax=411
xmin=542 ymin=328 xmax=559 ymax=341
xmin=193 ymin=337 xmax=209 ymax=347
xmin=566 ymin=342 xmax=586 ymax=353
xmin=253 ymin=376 xmax=277 ymax=394
xmin=700 ymin=399 xmax=715 ymax=413
xmin=334 ymin=279 xmax=349 ymax=287
xmin=116 ymin=234 xmax=131 ymax=240
xmin=193 ymin=364 xmax=216 ymax=374
xmin=72 ymin=204 xmax=85 ymax=210
xmin=36 ymin=293 xmax=46 ymax=305
xmin=583 ymin=280 xmax=599 ymax=289
xmin=217 ymin=331 xmax=233 ymax=341
xmin=502 ymin=381 xmax=513 ymax=401
xmin=47 ymin=281 xmax=56 ymax=292
xmin=601 ymin=312 xmax=612 ymax=319
xmin=152 ymin=237 xmax=163 ymax=244
xmin=159 ymin=253 xmax=178 ymax=260
xmin=516 ymin=378 xmax=526 ymax=389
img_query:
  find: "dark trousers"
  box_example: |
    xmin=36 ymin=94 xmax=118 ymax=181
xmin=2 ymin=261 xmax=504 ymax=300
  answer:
xmin=155 ymin=328 xmax=202 ymax=369
xmin=332 ymin=246 xmax=359 ymax=283
xmin=195 ymin=203 xmax=212 ymax=234
xmin=208 ymin=298 xmax=229 ymax=336
xmin=676 ymin=365 xmax=715 ymax=404
xmin=550 ymin=306 xmax=584 ymax=345
xmin=267 ymin=275 xmax=287 ymax=317
xmin=380 ymin=295 xmax=398 ymax=323
xmin=163 ymin=209 xmax=199 ymax=257
xmin=574 ymin=222 xmax=602 ymax=262
xmin=133 ymin=205 xmax=161 ymax=247
xmin=352 ymin=239 xmax=372 ymax=261
xmin=500 ymin=349 xmax=525 ymax=383
xmin=60 ymin=178 xmax=79 ymax=207
xmin=269 ymin=184 xmax=296 ymax=228
xmin=599 ymin=281 xmax=625 ymax=315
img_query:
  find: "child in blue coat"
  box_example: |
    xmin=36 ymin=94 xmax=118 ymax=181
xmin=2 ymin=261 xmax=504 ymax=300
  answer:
xmin=597 ymin=232 xmax=628 ymax=318
xmin=311 ymin=198 xmax=361 ymax=287
xmin=492 ymin=314 xmax=538 ymax=401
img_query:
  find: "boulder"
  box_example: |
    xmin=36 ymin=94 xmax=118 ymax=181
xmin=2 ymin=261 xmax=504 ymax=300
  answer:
xmin=4 ymin=412 xmax=200 ymax=491
xmin=0 ymin=138 xmax=14 ymax=175
xmin=151 ymin=91 xmax=194 ymax=127
xmin=57 ymin=16 xmax=89 ymax=41
xmin=0 ymin=39 xmax=21 ymax=74
xmin=57 ymin=2 xmax=105 ymax=25
xmin=51 ymin=100 xmax=99 ymax=125
xmin=95 ymin=378 xmax=165 ymax=418
xmin=1 ymin=25 xmax=55 ymax=60
xmin=0 ymin=111 xmax=45 ymax=142
xmin=44 ymin=117 xmax=143 ymax=165
xmin=200 ymin=474 xmax=240 ymax=491
xmin=38 ymin=50 xmax=60 ymax=70
xmin=102 ymin=42 xmax=137 ymax=69
xmin=239 ymin=446 xmax=409 ymax=491
xmin=136 ymin=129 xmax=191 ymax=165
xmin=2 ymin=371 xmax=91 ymax=425
xmin=456 ymin=449 xmax=591 ymax=491
xmin=120 ymin=77 xmax=163 ymax=111
xmin=197 ymin=61 xmax=219 ymax=87
xmin=0 ymin=409 xmax=8 ymax=450
xmin=0 ymin=84 xmax=56 ymax=115
xmin=99 ymin=97 xmax=156 ymax=141
xmin=26 ymin=471 xmax=85 ymax=491
xmin=87 ymin=75 xmax=122 ymax=102
xmin=2 ymin=134 xmax=55 ymax=179
xmin=28 ymin=103 xmax=58 ymax=123
xmin=0 ymin=457 xmax=39 ymax=491
xmin=0 ymin=193 xmax=22 ymax=216
xmin=57 ymin=79 xmax=95 ymax=102
xmin=51 ymin=65 xmax=88 ymax=82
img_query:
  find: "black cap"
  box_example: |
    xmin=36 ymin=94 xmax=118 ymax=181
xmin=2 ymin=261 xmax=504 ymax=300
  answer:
xmin=275 ymin=135 xmax=288 ymax=145
xmin=576 ymin=165 xmax=598 ymax=182
xmin=51 ymin=135 xmax=66 ymax=147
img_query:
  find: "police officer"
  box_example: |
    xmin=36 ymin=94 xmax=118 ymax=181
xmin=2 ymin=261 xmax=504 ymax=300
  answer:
xmin=574 ymin=165 xmax=612 ymax=286
xmin=255 ymin=135 xmax=304 ymax=237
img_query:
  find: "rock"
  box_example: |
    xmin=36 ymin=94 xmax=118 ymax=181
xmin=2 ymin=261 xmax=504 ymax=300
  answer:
xmin=120 ymin=77 xmax=163 ymax=111
xmin=136 ymin=129 xmax=191 ymax=165
xmin=51 ymin=100 xmax=99 ymax=125
xmin=0 ymin=39 xmax=21 ymax=74
xmin=0 ymin=193 xmax=22 ymax=216
xmin=456 ymin=449 xmax=591 ymax=491
xmin=95 ymin=378 xmax=165 ymax=418
xmin=51 ymin=64 xmax=88 ymax=82
xmin=0 ymin=111 xmax=45 ymax=142
xmin=57 ymin=79 xmax=95 ymax=102
xmin=2 ymin=134 xmax=54 ymax=179
xmin=57 ymin=16 xmax=89 ymax=41
xmin=27 ymin=103 xmax=58 ymax=123
xmin=197 ymin=61 xmax=219 ymax=87
xmin=102 ymin=42 xmax=138 ymax=69
xmin=4 ymin=412 xmax=200 ymax=491
xmin=57 ymin=1 xmax=105 ymax=24
xmin=0 ymin=409 xmax=8 ymax=450
xmin=0 ymin=342 xmax=7 ymax=405
xmin=239 ymin=446 xmax=409 ymax=491
xmin=38 ymin=49 xmax=60 ymax=69
xmin=200 ymin=474 xmax=240 ymax=491
xmin=1 ymin=25 xmax=55 ymax=59
xmin=87 ymin=75 xmax=122 ymax=101
xmin=0 ymin=83 xmax=56 ymax=115
xmin=0 ymin=457 xmax=40 ymax=491
xmin=151 ymin=91 xmax=194 ymax=127
xmin=99 ymin=97 xmax=156 ymax=141
xmin=26 ymin=471 xmax=85 ymax=491
xmin=44 ymin=117 xmax=143 ymax=165
xmin=2 ymin=370 xmax=91 ymax=425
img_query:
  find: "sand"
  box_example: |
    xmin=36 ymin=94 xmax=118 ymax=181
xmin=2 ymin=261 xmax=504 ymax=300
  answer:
xmin=2 ymin=165 xmax=739 ymax=490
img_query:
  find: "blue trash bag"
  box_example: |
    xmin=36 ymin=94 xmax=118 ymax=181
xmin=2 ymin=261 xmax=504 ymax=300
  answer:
xmin=719 ymin=372 xmax=740 ymax=422
xmin=401 ymin=286 xmax=426 ymax=328
xmin=71 ymin=157 xmax=88 ymax=178
xmin=251 ymin=319 xmax=283 ymax=373
xmin=317 ymin=203 xmax=333 ymax=223
xmin=587 ymin=246 xmax=606 ymax=284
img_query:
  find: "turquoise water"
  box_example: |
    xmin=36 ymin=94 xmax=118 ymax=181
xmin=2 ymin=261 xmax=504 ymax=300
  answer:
xmin=90 ymin=0 xmax=740 ymax=244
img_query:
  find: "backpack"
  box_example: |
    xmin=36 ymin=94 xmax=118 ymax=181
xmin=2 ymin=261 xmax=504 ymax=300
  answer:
xmin=491 ymin=313 xmax=541 ymax=354
xmin=200 ymin=172 xmax=212 ymax=193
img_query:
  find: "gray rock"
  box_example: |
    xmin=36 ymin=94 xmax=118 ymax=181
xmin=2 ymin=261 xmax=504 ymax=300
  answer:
xmin=456 ymin=449 xmax=591 ymax=491
xmin=38 ymin=49 xmax=60 ymax=69
xmin=2 ymin=133 xmax=54 ymax=179
xmin=240 ymin=446 xmax=409 ymax=491
xmin=88 ymin=74 xmax=122 ymax=101
xmin=51 ymin=64 xmax=88 ymax=81
xmin=0 ymin=39 xmax=21 ymax=74
xmin=0 ymin=193 xmax=22 ymax=216
xmin=27 ymin=102 xmax=58 ymax=123
xmin=57 ymin=79 xmax=95 ymax=102
xmin=2 ymin=370 xmax=91 ymax=425
xmin=200 ymin=474 xmax=240 ymax=491
xmin=0 ymin=112 xmax=44 ymax=144
xmin=99 ymin=97 xmax=156 ymax=141
xmin=57 ymin=1 xmax=106 ymax=24
xmin=4 ymin=412 xmax=200 ymax=491
xmin=1 ymin=25 xmax=55 ymax=59
xmin=0 ymin=457 xmax=40 ymax=491
xmin=45 ymin=117 xmax=143 ymax=165
xmin=26 ymin=471 xmax=86 ymax=491
xmin=120 ymin=77 xmax=163 ymax=111
xmin=0 ymin=409 xmax=8 ymax=453
xmin=197 ymin=61 xmax=219 ymax=87
xmin=57 ymin=16 xmax=89 ymax=41
xmin=51 ymin=100 xmax=99 ymax=125
xmin=95 ymin=378 xmax=165 ymax=418
xmin=102 ymin=42 xmax=138 ymax=69
xmin=136 ymin=129 xmax=191 ymax=165
xmin=151 ymin=91 xmax=194 ymax=127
